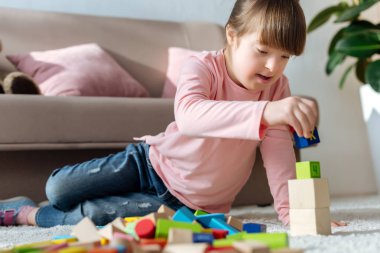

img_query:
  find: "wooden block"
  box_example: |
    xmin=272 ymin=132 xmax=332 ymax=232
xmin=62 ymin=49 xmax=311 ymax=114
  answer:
xmin=144 ymin=212 xmax=170 ymax=224
xmin=288 ymin=178 xmax=330 ymax=209
xmin=139 ymin=238 xmax=167 ymax=249
xmin=242 ymin=233 xmax=288 ymax=249
xmin=155 ymin=219 xmax=202 ymax=238
xmin=193 ymin=232 xmax=214 ymax=244
xmin=194 ymin=210 xmax=209 ymax=216
xmin=196 ymin=213 xmax=225 ymax=228
xmin=213 ymin=238 xmax=238 ymax=247
xmin=157 ymin=205 xmax=176 ymax=218
xmin=293 ymin=127 xmax=320 ymax=149
xmin=227 ymin=216 xmax=243 ymax=231
xmin=98 ymin=220 xmax=126 ymax=240
xmin=242 ymin=223 xmax=266 ymax=233
xmin=59 ymin=247 xmax=88 ymax=253
xmin=232 ymin=240 xmax=269 ymax=253
xmin=124 ymin=217 xmax=141 ymax=223
xmin=206 ymin=247 xmax=240 ymax=253
xmin=68 ymin=241 xmax=101 ymax=250
xmin=134 ymin=244 xmax=161 ymax=253
xmin=71 ymin=217 xmax=102 ymax=242
xmin=209 ymin=218 xmax=239 ymax=235
xmin=135 ymin=218 xmax=156 ymax=239
xmin=289 ymin=208 xmax=331 ymax=236
xmin=87 ymin=247 xmax=118 ymax=253
xmin=226 ymin=231 xmax=246 ymax=240
xmin=172 ymin=206 xmax=196 ymax=223
xmin=295 ymin=161 xmax=320 ymax=179
xmin=163 ymin=243 xmax=208 ymax=253
xmin=167 ymin=228 xmax=193 ymax=244
xmin=270 ymin=249 xmax=304 ymax=253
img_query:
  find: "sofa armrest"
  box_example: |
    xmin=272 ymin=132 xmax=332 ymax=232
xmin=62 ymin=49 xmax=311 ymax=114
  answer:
xmin=0 ymin=95 xmax=174 ymax=150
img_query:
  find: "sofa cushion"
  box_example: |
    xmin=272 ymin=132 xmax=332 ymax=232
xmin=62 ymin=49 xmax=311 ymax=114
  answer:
xmin=161 ymin=47 xmax=198 ymax=98
xmin=7 ymin=43 xmax=149 ymax=97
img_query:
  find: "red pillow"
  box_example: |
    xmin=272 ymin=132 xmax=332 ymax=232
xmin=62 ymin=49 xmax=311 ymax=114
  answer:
xmin=7 ymin=43 xmax=149 ymax=97
xmin=161 ymin=47 xmax=198 ymax=98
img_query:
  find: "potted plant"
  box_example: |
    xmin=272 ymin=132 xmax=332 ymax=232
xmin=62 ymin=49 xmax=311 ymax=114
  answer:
xmin=308 ymin=0 xmax=380 ymax=190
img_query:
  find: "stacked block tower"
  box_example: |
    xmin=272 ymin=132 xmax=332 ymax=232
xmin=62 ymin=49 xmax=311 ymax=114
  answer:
xmin=288 ymin=161 xmax=331 ymax=236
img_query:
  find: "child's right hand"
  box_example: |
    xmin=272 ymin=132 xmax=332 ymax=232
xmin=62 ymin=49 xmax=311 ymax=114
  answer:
xmin=262 ymin=96 xmax=318 ymax=138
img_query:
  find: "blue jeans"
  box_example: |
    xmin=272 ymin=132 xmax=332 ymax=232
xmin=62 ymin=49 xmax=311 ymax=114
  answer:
xmin=36 ymin=142 xmax=185 ymax=227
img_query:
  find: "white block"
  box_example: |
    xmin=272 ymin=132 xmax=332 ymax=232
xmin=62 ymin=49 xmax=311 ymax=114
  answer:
xmin=290 ymin=208 xmax=331 ymax=236
xmin=288 ymin=178 xmax=330 ymax=209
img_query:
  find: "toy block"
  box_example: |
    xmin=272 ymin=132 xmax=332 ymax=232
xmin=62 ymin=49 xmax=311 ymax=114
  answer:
xmin=135 ymin=218 xmax=156 ymax=239
xmin=125 ymin=221 xmax=139 ymax=239
xmin=99 ymin=220 xmax=126 ymax=240
xmin=193 ymin=233 xmax=214 ymax=244
xmin=227 ymin=216 xmax=243 ymax=231
xmin=163 ymin=243 xmax=209 ymax=253
xmin=139 ymin=238 xmax=167 ymax=249
xmin=288 ymin=178 xmax=330 ymax=209
xmin=242 ymin=223 xmax=266 ymax=233
xmin=209 ymin=218 xmax=239 ymax=235
xmin=134 ymin=244 xmax=161 ymax=253
xmin=52 ymin=235 xmax=78 ymax=244
xmin=242 ymin=233 xmax=288 ymax=249
xmin=270 ymin=249 xmax=304 ymax=253
xmin=211 ymin=229 xmax=229 ymax=239
xmin=155 ymin=219 xmax=202 ymax=238
xmin=206 ymin=247 xmax=240 ymax=253
xmin=124 ymin=217 xmax=141 ymax=223
xmin=194 ymin=210 xmax=209 ymax=216
xmin=45 ymin=243 xmax=69 ymax=251
xmin=59 ymin=247 xmax=88 ymax=253
xmin=232 ymin=240 xmax=269 ymax=253
xmin=213 ymin=238 xmax=238 ymax=248
xmin=293 ymin=127 xmax=320 ymax=149
xmin=87 ymin=247 xmax=119 ymax=253
xmin=196 ymin=213 xmax=226 ymax=227
xmin=157 ymin=205 xmax=176 ymax=218
xmin=110 ymin=236 xmax=135 ymax=253
xmin=71 ymin=217 xmax=102 ymax=242
xmin=295 ymin=161 xmax=320 ymax=179
xmin=172 ymin=206 xmax=197 ymax=223
xmin=67 ymin=241 xmax=101 ymax=250
xmin=226 ymin=231 xmax=246 ymax=240
xmin=144 ymin=212 xmax=170 ymax=224
xmin=167 ymin=228 xmax=193 ymax=244
xmin=289 ymin=208 xmax=331 ymax=236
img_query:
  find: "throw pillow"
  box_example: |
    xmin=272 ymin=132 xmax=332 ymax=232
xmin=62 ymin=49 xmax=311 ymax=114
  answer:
xmin=161 ymin=47 xmax=198 ymax=98
xmin=7 ymin=43 xmax=149 ymax=97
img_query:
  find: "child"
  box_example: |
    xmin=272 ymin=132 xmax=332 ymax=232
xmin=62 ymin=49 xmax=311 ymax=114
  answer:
xmin=0 ymin=0 xmax=343 ymax=227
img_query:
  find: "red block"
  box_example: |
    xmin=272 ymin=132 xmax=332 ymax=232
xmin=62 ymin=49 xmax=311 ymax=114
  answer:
xmin=211 ymin=229 xmax=229 ymax=239
xmin=135 ymin=219 xmax=156 ymax=239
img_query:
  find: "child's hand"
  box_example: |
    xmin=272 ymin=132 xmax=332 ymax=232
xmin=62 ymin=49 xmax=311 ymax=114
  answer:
xmin=331 ymin=220 xmax=348 ymax=227
xmin=262 ymin=96 xmax=318 ymax=138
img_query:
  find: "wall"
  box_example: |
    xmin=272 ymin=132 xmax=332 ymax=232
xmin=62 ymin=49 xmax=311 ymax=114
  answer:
xmin=0 ymin=0 xmax=378 ymax=196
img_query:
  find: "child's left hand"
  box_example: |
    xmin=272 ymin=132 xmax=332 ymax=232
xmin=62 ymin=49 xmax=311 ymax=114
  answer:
xmin=331 ymin=220 xmax=348 ymax=227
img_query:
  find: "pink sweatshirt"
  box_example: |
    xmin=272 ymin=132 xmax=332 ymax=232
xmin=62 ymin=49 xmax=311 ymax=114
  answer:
xmin=143 ymin=50 xmax=296 ymax=224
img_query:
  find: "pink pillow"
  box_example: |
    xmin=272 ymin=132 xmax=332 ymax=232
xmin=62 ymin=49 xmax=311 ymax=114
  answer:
xmin=7 ymin=43 xmax=149 ymax=97
xmin=161 ymin=47 xmax=198 ymax=98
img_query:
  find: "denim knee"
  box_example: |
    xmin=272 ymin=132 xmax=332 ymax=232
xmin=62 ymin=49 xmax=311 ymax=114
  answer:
xmin=45 ymin=167 xmax=72 ymax=209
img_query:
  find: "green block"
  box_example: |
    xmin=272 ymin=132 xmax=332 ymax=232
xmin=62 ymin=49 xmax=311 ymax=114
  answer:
xmin=227 ymin=231 xmax=247 ymax=240
xmin=124 ymin=221 xmax=138 ymax=239
xmin=213 ymin=238 xmax=239 ymax=247
xmin=296 ymin=161 xmax=320 ymax=179
xmin=194 ymin=210 xmax=209 ymax=216
xmin=155 ymin=219 xmax=202 ymax=238
xmin=243 ymin=232 xmax=288 ymax=249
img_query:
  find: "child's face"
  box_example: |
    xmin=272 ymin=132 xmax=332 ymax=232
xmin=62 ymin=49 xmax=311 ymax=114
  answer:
xmin=226 ymin=30 xmax=291 ymax=91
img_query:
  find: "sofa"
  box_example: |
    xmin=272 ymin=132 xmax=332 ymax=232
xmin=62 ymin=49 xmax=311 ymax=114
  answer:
xmin=0 ymin=7 xmax=275 ymax=207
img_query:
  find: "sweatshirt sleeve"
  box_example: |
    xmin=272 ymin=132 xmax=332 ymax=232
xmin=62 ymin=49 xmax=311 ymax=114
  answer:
xmin=174 ymin=56 xmax=268 ymax=141
xmin=259 ymin=78 xmax=296 ymax=225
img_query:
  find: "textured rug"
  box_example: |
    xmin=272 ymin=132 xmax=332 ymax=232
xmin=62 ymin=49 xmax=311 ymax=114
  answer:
xmin=1 ymin=195 xmax=380 ymax=252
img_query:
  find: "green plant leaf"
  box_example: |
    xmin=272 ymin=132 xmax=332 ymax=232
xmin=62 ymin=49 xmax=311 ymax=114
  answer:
xmin=335 ymin=29 xmax=380 ymax=57
xmin=339 ymin=63 xmax=355 ymax=89
xmin=355 ymin=58 xmax=369 ymax=83
xmin=308 ymin=4 xmax=348 ymax=33
xmin=326 ymin=51 xmax=346 ymax=74
xmin=335 ymin=0 xmax=380 ymax=23
xmin=365 ymin=60 xmax=380 ymax=92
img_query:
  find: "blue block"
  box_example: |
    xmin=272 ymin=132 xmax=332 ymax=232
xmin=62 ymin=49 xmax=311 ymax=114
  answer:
xmin=172 ymin=206 xmax=196 ymax=223
xmin=242 ymin=223 xmax=267 ymax=233
xmin=193 ymin=233 xmax=214 ymax=243
xmin=196 ymin=213 xmax=225 ymax=227
xmin=209 ymin=218 xmax=239 ymax=235
xmin=293 ymin=127 xmax=320 ymax=149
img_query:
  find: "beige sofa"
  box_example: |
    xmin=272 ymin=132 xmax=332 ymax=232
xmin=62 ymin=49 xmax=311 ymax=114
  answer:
xmin=0 ymin=7 xmax=274 ymax=206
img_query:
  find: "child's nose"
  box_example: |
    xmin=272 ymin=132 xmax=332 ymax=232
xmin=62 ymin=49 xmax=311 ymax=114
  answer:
xmin=265 ymin=57 xmax=278 ymax=72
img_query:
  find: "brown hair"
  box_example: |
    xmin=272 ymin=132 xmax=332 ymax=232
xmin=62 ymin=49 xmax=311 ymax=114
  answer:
xmin=226 ymin=0 xmax=306 ymax=56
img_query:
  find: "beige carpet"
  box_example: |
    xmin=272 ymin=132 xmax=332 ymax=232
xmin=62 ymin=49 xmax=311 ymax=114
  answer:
xmin=1 ymin=195 xmax=380 ymax=252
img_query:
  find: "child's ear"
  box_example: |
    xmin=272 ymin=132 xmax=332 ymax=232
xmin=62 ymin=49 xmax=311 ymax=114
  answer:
xmin=225 ymin=25 xmax=237 ymax=46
